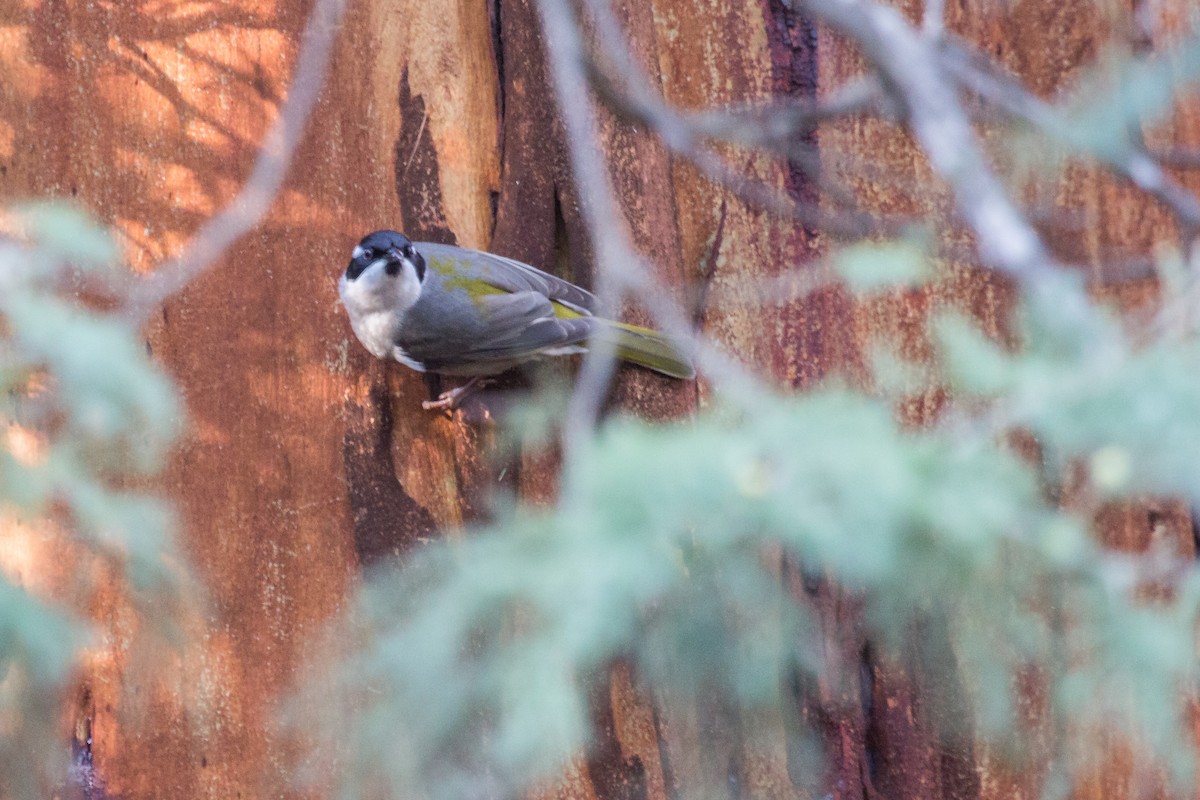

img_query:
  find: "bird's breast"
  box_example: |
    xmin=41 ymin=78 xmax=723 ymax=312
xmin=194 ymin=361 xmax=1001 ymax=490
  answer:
xmin=349 ymin=309 xmax=402 ymax=360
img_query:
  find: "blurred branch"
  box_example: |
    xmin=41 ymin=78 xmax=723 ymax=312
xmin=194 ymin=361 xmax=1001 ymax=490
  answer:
xmin=679 ymin=78 xmax=893 ymax=147
xmin=938 ymin=38 xmax=1200 ymax=247
xmin=583 ymin=21 xmax=895 ymax=146
xmin=1146 ymin=147 xmax=1200 ymax=170
xmin=578 ymin=0 xmax=1053 ymax=276
xmin=591 ymin=68 xmax=893 ymax=151
xmin=537 ymin=0 xmax=775 ymax=470
xmin=922 ymin=0 xmax=946 ymax=39
xmin=124 ymin=0 xmax=347 ymax=321
xmin=584 ymin=0 xmax=1200 ymax=288
xmin=580 ymin=0 xmax=911 ymax=239
xmin=535 ymin=0 xmax=632 ymax=468
xmin=586 ymin=62 xmax=908 ymax=238
xmin=800 ymin=0 xmax=1053 ymax=283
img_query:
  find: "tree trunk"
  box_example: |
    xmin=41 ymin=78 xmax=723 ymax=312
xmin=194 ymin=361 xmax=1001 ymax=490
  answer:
xmin=0 ymin=0 xmax=1193 ymax=797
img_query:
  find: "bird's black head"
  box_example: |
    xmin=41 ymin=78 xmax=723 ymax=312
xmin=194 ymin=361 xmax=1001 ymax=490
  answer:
xmin=345 ymin=230 xmax=426 ymax=282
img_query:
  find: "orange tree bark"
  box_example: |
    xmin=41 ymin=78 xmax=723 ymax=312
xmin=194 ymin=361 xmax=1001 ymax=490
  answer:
xmin=0 ymin=0 xmax=1195 ymax=798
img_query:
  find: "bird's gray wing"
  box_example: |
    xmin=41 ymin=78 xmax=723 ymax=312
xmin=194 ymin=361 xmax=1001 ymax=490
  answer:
xmin=396 ymin=290 xmax=594 ymax=373
xmin=415 ymin=242 xmax=597 ymax=315
xmin=464 ymin=291 xmax=594 ymax=359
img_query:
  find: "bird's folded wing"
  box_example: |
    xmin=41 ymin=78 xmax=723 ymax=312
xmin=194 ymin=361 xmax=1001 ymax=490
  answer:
xmin=417 ymin=243 xmax=597 ymax=315
xmin=465 ymin=291 xmax=595 ymax=358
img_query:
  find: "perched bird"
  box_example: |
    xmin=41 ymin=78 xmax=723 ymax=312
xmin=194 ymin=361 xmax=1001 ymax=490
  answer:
xmin=338 ymin=230 xmax=695 ymax=410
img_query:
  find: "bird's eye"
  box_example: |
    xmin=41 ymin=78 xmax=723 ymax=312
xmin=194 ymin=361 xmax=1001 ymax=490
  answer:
xmin=361 ymin=247 xmax=375 ymax=260
xmin=402 ymin=244 xmax=415 ymax=259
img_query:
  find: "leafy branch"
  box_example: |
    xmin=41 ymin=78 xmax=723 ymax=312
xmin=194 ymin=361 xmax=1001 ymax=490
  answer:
xmin=298 ymin=0 xmax=1200 ymax=798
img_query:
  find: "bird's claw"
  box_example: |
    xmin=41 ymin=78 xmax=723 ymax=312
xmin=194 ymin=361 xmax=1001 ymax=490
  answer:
xmin=421 ymin=390 xmax=463 ymax=412
xmin=422 ymin=377 xmax=492 ymax=412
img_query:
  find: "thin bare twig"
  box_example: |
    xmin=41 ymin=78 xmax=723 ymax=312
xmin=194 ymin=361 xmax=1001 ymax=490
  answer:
xmin=124 ymin=0 xmax=347 ymax=321
xmin=922 ymin=0 xmax=946 ymax=39
xmin=671 ymin=78 xmax=893 ymax=149
xmin=585 ymin=63 xmax=905 ymax=237
xmin=536 ymin=0 xmax=775 ymax=473
xmin=670 ymin=134 xmax=899 ymax=238
xmin=571 ymin=0 xmax=810 ymax=387
xmin=535 ymin=0 xmax=632 ymax=471
xmin=802 ymin=0 xmax=1051 ymax=280
xmin=401 ymin=108 xmax=430 ymax=180
xmin=1146 ymin=147 xmax=1200 ymax=170
xmin=581 ymin=5 xmax=909 ymax=239
xmin=582 ymin=0 xmax=892 ymax=146
xmin=938 ymin=38 xmax=1200 ymax=247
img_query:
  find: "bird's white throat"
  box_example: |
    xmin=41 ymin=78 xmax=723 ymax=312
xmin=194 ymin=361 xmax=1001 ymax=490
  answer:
xmin=338 ymin=258 xmax=423 ymax=359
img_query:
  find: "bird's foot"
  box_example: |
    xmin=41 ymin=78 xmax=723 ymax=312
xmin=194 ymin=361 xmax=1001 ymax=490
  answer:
xmin=422 ymin=376 xmax=493 ymax=412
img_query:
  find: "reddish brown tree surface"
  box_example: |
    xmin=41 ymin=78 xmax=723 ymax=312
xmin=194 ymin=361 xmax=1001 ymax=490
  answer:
xmin=0 ymin=0 xmax=1195 ymax=798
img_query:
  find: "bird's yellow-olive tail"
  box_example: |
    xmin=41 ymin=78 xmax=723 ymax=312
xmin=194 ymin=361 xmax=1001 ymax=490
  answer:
xmin=595 ymin=321 xmax=696 ymax=380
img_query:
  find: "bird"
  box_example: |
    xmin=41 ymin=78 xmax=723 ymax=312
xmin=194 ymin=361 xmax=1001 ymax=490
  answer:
xmin=337 ymin=230 xmax=695 ymax=410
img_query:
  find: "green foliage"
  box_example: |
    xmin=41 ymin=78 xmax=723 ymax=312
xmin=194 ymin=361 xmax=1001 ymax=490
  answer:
xmin=1007 ymin=32 xmax=1200 ymax=192
xmin=1059 ymin=38 xmax=1200 ymax=161
xmin=302 ymin=246 xmax=1200 ymax=797
xmin=833 ymin=237 xmax=931 ymax=292
xmin=312 ymin=25 xmax=1200 ymax=800
xmin=0 ymin=206 xmax=186 ymax=797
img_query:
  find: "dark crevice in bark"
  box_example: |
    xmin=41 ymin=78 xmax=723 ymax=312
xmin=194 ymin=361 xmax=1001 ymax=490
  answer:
xmin=698 ymin=682 xmax=745 ymax=799
xmin=859 ymin=644 xmax=881 ymax=793
xmin=395 ymin=67 xmax=454 ymax=244
xmin=488 ymin=0 xmax=506 ymax=240
xmin=342 ymin=378 xmax=437 ymax=567
xmin=489 ymin=0 xmax=506 ymax=129
xmin=446 ymin=411 xmax=510 ymax=525
xmin=761 ymin=0 xmax=820 ymax=213
xmin=490 ymin=0 xmax=564 ymax=269
xmin=799 ymin=563 xmax=823 ymax=597
xmin=552 ymin=184 xmax=577 ymax=283
xmin=586 ymin=668 xmax=650 ymax=800
xmin=761 ymin=0 xmax=858 ymax=389
xmin=1192 ymin=509 xmax=1200 ymax=559
xmin=726 ymin=750 xmax=743 ymax=799
xmin=67 ymin=685 xmax=114 ymax=800
xmin=917 ymin=615 xmax=982 ymax=800
xmin=692 ymin=197 xmax=727 ymax=329
xmin=650 ymin=698 xmax=680 ymax=800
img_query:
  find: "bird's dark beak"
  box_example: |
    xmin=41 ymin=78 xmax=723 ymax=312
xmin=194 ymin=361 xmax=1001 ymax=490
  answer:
xmin=384 ymin=247 xmax=405 ymax=276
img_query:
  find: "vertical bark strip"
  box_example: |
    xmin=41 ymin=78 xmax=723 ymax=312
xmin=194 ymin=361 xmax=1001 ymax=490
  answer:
xmin=396 ymin=69 xmax=457 ymax=246
xmin=490 ymin=0 xmax=573 ymax=271
xmin=342 ymin=378 xmax=438 ymax=566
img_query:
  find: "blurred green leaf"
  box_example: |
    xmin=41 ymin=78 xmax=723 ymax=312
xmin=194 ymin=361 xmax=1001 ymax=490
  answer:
xmin=1061 ymin=39 xmax=1200 ymax=160
xmin=868 ymin=343 xmax=934 ymax=397
xmin=16 ymin=203 xmax=119 ymax=268
xmin=934 ymin=312 xmax=1013 ymax=394
xmin=0 ymin=206 xmax=189 ymax=799
xmin=834 ymin=239 xmax=930 ymax=292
